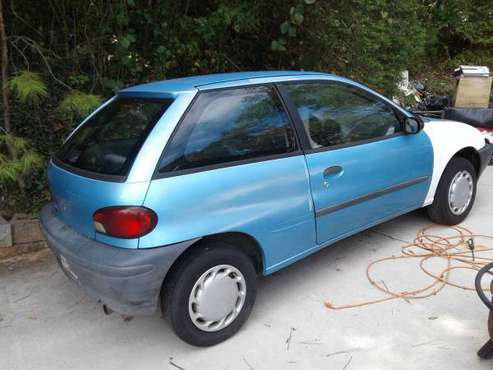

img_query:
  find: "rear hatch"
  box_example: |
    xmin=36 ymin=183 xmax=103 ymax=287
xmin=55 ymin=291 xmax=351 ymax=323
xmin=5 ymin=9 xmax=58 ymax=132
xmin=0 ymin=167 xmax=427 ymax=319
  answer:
xmin=49 ymin=97 xmax=172 ymax=245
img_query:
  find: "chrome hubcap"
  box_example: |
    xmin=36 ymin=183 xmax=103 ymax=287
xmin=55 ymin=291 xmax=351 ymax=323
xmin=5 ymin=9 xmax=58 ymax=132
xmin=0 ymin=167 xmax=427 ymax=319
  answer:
xmin=448 ymin=170 xmax=473 ymax=215
xmin=188 ymin=264 xmax=246 ymax=332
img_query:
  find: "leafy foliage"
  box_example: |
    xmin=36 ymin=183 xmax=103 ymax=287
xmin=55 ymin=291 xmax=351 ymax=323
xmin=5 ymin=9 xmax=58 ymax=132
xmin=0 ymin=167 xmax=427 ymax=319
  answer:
xmin=58 ymin=91 xmax=103 ymax=121
xmin=8 ymin=70 xmax=47 ymax=104
xmin=0 ymin=134 xmax=42 ymax=183
xmin=1 ymin=0 xmax=492 ymax=214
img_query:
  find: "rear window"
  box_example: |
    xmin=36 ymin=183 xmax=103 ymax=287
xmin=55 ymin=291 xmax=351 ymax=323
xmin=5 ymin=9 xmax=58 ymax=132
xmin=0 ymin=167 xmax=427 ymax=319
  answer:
xmin=56 ymin=97 xmax=172 ymax=177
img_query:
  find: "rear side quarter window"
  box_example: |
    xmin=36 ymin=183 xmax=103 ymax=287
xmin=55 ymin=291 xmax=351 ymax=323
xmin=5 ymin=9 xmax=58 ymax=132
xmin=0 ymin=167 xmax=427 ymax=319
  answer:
xmin=157 ymin=85 xmax=298 ymax=175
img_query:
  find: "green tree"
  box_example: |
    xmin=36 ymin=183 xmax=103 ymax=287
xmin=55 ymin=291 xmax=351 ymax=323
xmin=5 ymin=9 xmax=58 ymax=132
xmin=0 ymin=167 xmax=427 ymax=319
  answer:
xmin=1 ymin=0 xmax=492 ymax=214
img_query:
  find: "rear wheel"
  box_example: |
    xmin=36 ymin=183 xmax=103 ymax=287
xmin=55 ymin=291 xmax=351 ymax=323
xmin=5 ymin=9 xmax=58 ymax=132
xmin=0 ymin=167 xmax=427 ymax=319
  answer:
xmin=163 ymin=242 xmax=257 ymax=346
xmin=427 ymin=157 xmax=477 ymax=225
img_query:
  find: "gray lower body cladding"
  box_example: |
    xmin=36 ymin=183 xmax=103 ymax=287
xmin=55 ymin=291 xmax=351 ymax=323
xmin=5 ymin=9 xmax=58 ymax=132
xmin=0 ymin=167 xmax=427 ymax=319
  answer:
xmin=39 ymin=204 xmax=198 ymax=316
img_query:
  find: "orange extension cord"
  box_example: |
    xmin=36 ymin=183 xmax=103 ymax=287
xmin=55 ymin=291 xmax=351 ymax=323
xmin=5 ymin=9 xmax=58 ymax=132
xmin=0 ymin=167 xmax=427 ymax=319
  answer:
xmin=325 ymin=225 xmax=493 ymax=310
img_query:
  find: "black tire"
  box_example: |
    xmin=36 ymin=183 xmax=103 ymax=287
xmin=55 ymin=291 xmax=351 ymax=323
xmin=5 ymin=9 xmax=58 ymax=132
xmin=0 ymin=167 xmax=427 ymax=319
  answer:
xmin=427 ymin=157 xmax=477 ymax=225
xmin=162 ymin=242 xmax=257 ymax=346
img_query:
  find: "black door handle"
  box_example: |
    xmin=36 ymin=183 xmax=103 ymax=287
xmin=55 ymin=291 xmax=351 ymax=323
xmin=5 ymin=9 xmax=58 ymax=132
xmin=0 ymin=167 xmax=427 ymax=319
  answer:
xmin=323 ymin=165 xmax=343 ymax=177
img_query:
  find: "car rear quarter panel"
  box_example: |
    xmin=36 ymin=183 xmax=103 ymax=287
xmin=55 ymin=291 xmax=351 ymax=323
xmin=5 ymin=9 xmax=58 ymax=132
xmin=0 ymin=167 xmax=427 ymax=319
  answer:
xmin=139 ymin=155 xmax=316 ymax=272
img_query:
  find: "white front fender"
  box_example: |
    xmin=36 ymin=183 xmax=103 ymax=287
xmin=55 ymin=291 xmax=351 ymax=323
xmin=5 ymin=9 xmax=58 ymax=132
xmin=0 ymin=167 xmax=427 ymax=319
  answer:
xmin=423 ymin=119 xmax=485 ymax=206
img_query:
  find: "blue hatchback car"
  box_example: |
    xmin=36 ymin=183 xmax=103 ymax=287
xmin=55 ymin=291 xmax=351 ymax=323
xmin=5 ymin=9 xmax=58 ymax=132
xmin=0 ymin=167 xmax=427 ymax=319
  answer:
xmin=40 ymin=71 xmax=492 ymax=346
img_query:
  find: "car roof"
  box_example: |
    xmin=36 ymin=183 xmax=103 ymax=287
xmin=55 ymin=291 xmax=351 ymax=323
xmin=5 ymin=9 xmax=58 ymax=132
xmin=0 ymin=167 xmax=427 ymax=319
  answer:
xmin=118 ymin=71 xmax=329 ymax=97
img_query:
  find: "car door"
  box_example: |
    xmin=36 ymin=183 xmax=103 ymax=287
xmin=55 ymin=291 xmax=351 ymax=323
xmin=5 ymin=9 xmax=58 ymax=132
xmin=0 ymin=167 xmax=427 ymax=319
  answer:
xmin=280 ymin=80 xmax=433 ymax=245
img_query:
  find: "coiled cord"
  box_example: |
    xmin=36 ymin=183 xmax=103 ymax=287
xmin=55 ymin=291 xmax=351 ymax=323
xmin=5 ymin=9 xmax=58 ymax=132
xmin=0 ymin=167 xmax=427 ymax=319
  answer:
xmin=325 ymin=225 xmax=493 ymax=310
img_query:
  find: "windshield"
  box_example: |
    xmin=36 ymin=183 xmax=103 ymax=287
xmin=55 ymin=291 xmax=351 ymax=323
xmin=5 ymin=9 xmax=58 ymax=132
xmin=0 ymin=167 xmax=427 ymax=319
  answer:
xmin=56 ymin=97 xmax=172 ymax=176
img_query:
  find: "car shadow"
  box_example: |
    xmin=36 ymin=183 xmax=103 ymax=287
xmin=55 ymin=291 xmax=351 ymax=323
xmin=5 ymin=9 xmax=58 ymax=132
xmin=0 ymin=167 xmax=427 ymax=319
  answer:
xmin=250 ymin=209 xmax=429 ymax=319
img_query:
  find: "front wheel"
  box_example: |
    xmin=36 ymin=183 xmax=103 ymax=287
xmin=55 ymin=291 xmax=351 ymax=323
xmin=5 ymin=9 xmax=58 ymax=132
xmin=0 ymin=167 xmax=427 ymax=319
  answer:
xmin=427 ymin=157 xmax=477 ymax=225
xmin=163 ymin=242 xmax=257 ymax=346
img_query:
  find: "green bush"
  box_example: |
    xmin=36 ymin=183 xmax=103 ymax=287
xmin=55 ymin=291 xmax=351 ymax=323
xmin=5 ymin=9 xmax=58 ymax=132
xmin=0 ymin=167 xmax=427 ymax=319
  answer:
xmin=1 ymin=0 xmax=492 ymax=214
xmin=8 ymin=71 xmax=48 ymax=104
xmin=0 ymin=134 xmax=42 ymax=183
xmin=58 ymin=92 xmax=103 ymax=121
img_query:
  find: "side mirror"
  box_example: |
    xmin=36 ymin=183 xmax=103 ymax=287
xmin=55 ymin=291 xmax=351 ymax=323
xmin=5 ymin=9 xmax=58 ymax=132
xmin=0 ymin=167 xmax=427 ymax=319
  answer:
xmin=403 ymin=116 xmax=424 ymax=134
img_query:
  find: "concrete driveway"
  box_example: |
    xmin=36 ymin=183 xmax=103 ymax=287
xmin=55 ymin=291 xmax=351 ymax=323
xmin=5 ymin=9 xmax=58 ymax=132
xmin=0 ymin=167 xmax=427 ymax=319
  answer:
xmin=1 ymin=167 xmax=493 ymax=370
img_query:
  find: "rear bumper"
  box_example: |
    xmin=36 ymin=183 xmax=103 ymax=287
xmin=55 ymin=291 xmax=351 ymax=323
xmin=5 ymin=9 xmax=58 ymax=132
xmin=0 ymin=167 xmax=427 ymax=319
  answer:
xmin=39 ymin=204 xmax=197 ymax=316
xmin=478 ymin=141 xmax=493 ymax=176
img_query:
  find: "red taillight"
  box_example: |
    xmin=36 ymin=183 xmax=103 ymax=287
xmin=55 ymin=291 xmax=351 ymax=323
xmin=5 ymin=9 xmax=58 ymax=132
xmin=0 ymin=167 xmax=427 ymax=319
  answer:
xmin=93 ymin=206 xmax=157 ymax=239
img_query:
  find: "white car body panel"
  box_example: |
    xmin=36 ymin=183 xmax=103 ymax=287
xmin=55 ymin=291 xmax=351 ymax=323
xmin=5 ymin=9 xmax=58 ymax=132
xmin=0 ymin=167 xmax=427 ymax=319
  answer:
xmin=423 ymin=119 xmax=485 ymax=206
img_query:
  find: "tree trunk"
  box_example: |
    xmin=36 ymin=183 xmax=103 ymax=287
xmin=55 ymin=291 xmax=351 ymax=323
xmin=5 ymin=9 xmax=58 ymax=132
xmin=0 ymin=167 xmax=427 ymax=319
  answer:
xmin=0 ymin=0 xmax=11 ymax=133
xmin=0 ymin=1 xmax=24 ymax=191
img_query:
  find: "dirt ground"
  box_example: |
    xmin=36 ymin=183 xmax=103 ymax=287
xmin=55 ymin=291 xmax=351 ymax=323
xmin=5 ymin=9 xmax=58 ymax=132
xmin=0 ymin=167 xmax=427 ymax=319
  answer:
xmin=1 ymin=168 xmax=493 ymax=370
